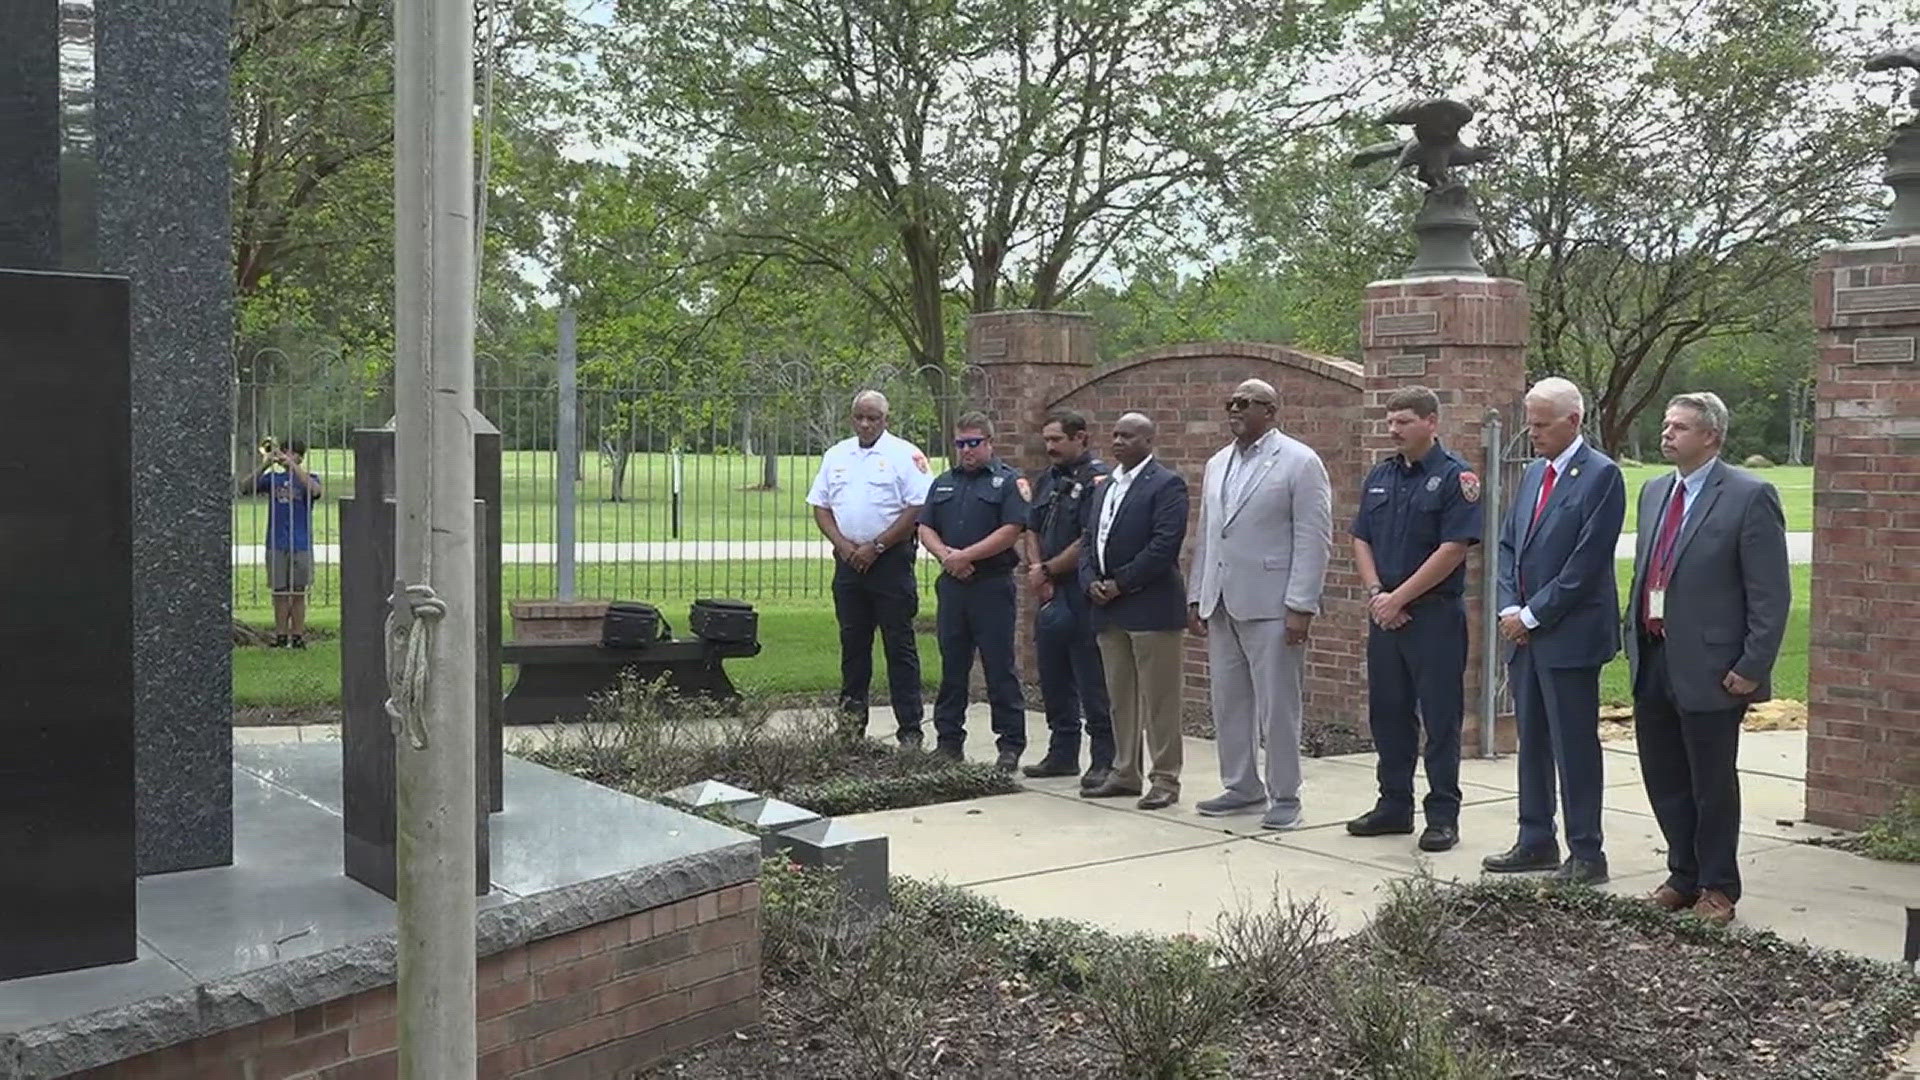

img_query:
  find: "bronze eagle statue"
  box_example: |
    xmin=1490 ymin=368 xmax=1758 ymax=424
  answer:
xmin=1867 ymin=47 xmax=1920 ymax=107
xmin=1349 ymin=98 xmax=1494 ymax=193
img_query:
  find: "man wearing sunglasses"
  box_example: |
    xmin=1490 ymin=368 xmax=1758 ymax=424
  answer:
xmin=918 ymin=412 xmax=1032 ymax=770
xmin=1188 ymin=378 xmax=1333 ymax=830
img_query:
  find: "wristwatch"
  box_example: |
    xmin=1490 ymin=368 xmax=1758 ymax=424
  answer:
xmin=1367 ymin=584 xmax=1383 ymax=597
xmin=873 ymin=541 xmax=887 ymax=554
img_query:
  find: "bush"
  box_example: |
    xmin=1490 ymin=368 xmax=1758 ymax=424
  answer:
xmin=1337 ymin=967 xmax=1505 ymax=1080
xmin=1074 ymin=933 xmax=1245 ymax=1080
xmin=1618 ymin=456 xmax=1644 ymax=468
xmin=1366 ymin=876 xmax=1463 ymax=975
xmin=787 ymin=762 xmax=1018 ymax=815
xmin=1213 ymin=887 xmax=1332 ymax=1009
xmin=1743 ymin=454 xmax=1776 ymax=469
xmin=1859 ymin=793 xmax=1920 ymax=863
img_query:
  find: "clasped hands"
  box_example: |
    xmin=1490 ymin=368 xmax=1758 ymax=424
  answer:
xmin=1368 ymin=589 xmax=1411 ymax=631
xmin=1087 ymin=578 xmax=1120 ymax=606
xmin=837 ymin=540 xmax=881 ymax=572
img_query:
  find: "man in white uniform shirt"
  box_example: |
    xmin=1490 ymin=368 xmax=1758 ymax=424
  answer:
xmin=807 ymin=391 xmax=934 ymax=746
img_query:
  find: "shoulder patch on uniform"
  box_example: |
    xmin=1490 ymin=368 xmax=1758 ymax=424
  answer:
xmin=1015 ymin=476 xmax=1032 ymax=499
xmin=1459 ymin=471 xmax=1481 ymax=503
xmin=912 ymin=452 xmax=929 ymax=474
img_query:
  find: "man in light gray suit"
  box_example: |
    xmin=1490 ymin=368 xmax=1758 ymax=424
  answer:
xmin=1626 ymin=392 xmax=1790 ymax=926
xmin=1188 ymin=378 xmax=1334 ymax=830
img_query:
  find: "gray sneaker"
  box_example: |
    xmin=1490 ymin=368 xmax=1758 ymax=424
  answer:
xmin=1195 ymin=792 xmax=1267 ymax=817
xmin=1260 ymin=803 xmax=1304 ymax=830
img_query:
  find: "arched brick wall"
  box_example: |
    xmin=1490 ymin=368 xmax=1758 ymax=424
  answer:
xmin=1046 ymin=343 xmax=1368 ymax=731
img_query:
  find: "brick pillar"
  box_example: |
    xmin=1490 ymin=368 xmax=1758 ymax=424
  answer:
xmin=1360 ymin=276 xmax=1529 ymax=755
xmin=1807 ymin=240 xmax=1920 ymax=828
xmin=965 ymin=311 xmax=1098 ymax=692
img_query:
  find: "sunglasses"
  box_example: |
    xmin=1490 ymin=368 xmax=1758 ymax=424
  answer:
xmin=1225 ymin=396 xmax=1272 ymax=411
xmin=952 ymin=436 xmax=987 ymax=449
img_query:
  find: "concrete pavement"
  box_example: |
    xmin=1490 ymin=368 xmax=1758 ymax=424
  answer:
xmin=231 ymin=532 xmax=1816 ymax=566
xmin=844 ymin=706 xmax=1911 ymax=961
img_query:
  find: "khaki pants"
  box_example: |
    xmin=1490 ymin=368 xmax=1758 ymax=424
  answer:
xmin=1097 ymin=628 xmax=1185 ymax=792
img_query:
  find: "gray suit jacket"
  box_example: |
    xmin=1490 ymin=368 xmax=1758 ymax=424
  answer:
xmin=1187 ymin=431 xmax=1333 ymax=621
xmin=1624 ymin=461 xmax=1792 ymax=713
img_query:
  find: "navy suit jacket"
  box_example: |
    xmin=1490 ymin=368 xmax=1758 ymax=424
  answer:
xmin=1497 ymin=439 xmax=1627 ymax=669
xmin=1080 ymin=459 xmax=1190 ymax=632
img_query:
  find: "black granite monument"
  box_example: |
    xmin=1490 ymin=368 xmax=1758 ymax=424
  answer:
xmin=340 ymin=423 xmax=505 ymax=899
xmin=0 ymin=0 xmax=235 ymax=877
xmin=0 ymin=268 xmax=138 ymax=980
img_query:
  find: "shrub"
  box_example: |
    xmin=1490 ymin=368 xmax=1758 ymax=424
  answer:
xmin=787 ymin=762 xmax=1018 ymax=816
xmin=1618 ymin=456 xmax=1644 ymax=467
xmin=1337 ymin=967 xmax=1505 ymax=1080
xmin=1743 ymin=454 xmax=1775 ymax=469
xmin=1213 ymin=887 xmax=1332 ymax=1009
xmin=1367 ymin=876 xmax=1462 ymax=975
xmin=1859 ymin=793 xmax=1920 ymax=863
xmin=1074 ymin=933 xmax=1246 ymax=1079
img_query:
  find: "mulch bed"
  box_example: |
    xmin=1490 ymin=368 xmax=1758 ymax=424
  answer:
xmin=646 ymin=881 xmax=1918 ymax=1079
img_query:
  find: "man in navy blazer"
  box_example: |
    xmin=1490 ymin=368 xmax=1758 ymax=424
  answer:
xmin=1485 ymin=377 xmax=1627 ymax=885
xmin=1079 ymin=413 xmax=1192 ymax=810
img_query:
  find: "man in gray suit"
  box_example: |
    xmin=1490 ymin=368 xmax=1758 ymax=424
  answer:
xmin=1486 ymin=377 xmax=1626 ymax=884
xmin=1188 ymin=378 xmax=1334 ymax=830
xmin=1626 ymin=392 xmax=1790 ymax=925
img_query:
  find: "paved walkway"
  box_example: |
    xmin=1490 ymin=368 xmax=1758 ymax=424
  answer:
xmin=231 ymin=532 xmax=1816 ymax=566
xmin=842 ymin=707 xmax=1912 ymax=962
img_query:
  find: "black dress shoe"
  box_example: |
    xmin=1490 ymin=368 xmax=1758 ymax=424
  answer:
xmin=932 ymin=744 xmax=965 ymax=763
xmin=1136 ymin=787 xmax=1179 ymax=811
xmin=1552 ymin=856 xmax=1610 ymax=886
xmin=896 ymin=730 xmax=924 ymax=752
xmin=1481 ymin=843 xmax=1562 ymax=873
xmin=1022 ymin=757 xmax=1079 ymax=778
xmin=1081 ymin=779 xmax=1142 ymax=799
xmin=1346 ymin=807 xmax=1416 ymax=837
xmin=995 ymin=751 xmax=1021 ymax=773
xmin=1418 ymin=824 xmax=1459 ymax=852
xmin=1079 ymin=768 xmax=1111 ymax=791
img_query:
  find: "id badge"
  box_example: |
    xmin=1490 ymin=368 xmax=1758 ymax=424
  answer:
xmin=1647 ymin=589 xmax=1665 ymax=620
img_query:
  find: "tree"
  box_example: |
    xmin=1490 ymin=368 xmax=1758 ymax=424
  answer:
xmin=1393 ymin=0 xmax=1897 ymax=451
xmin=603 ymin=0 xmax=1389 ymax=395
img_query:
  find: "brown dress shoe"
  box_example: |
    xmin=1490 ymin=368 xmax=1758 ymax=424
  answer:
xmin=1136 ymin=786 xmax=1179 ymax=811
xmin=1649 ymin=884 xmax=1695 ymax=912
xmin=1690 ymin=889 xmax=1736 ymax=926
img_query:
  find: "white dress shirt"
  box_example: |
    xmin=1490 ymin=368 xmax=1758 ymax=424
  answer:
xmin=1096 ymin=455 xmax=1151 ymax=574
xmin=805 ymin=431 xmax=934 ymax=544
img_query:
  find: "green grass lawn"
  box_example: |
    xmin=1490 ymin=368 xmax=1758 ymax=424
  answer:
xmin=236 ymin=559 xmax=1812 ymax=713
xmin=1618 ymin=464 xmax=1810 ymax=534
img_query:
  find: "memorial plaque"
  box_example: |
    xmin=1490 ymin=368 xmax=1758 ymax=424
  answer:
xmin=973 ymin=334 xmax=1007 ymax=358
xmin=1372 ymin=311 xmax=1438 ymax=336
xmin=1385 ymin=353 xmax=1429 ymax=377
xmin=1834 ymin=284 xmax=1920 ymax=316
xmin=0 ymin=269 xmax=137 ymax=979
xmin=1855 ymin=336 xmax=1916 ymax=364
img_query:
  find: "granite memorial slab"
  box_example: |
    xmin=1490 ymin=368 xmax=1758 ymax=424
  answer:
xmin=770 ymin=818 xmax=890 ymax=915
xmin=0 ymin=268 xmax=137 ymax=980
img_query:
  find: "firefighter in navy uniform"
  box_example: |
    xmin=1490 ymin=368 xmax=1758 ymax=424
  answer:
xmin=917 ymin=411 xmax=1030 ymax=772
xmin=1345 ymin=386 xmax=1484 ymax=854
xmin=1021 ymin=410 xmax=1115 ymax=789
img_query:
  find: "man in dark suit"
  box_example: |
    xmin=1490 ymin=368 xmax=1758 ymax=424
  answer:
xmin=1626 ymin=392 xmax=1790 ymax=925
xmin=1079 ymin=412 xmax=1192 ymax=810
xmin=1485 ymin=377 xmax=1627 ymax=884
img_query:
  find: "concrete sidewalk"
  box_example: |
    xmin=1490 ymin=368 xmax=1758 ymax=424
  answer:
xmin=845 ymin=706 xmax=1915 ymax=962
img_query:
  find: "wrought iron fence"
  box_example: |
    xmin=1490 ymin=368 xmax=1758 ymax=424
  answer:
xmin=232 ymin=349 xmax=977 ymax=610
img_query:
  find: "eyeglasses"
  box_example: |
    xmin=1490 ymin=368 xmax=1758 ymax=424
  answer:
xmin=1225 ymin=396 xmax=1272 ymax=411
xmin=952 ymin=436 xmax=987 ymax=449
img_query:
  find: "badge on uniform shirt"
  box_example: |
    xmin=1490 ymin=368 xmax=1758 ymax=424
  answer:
xmin=1426 ymin=475 xmax=1441 ymax=492
xmin=1015 ymin=476 xmax=1032 ymax=499
xmin=912 ymin=452 xmax=929 ymax=474
xmin=993 ymin=475 xmax=1004 ymax=489
xmin=1459 ymin=471 xmax=1480 ymax=502
xmin=1070 ymin=483 xmax=1083 ymax=499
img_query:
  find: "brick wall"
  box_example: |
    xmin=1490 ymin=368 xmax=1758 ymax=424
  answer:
xmin=1807 ymin=241 xmax=1920 ymax=828
xmin=1361 ymin=277 xmax=1529 ymax=753
xmin=77 ymin=882 xmax=761 ymax=1080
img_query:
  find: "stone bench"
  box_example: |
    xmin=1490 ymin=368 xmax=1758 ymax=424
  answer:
xmin=501 ymin=638 xmax=761 ymax=725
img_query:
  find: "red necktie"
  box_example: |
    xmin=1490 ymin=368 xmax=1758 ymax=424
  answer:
xmin=1529 ymin=463 xmax=1558 ymax=530
xmin=1642 ymin=480 xmax=1688 ymax=635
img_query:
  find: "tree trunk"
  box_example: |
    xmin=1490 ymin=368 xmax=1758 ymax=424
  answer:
xmin=604 ymin=440 xmax=631 ymax=502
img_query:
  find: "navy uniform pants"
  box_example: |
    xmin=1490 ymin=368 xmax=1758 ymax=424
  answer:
xmin=1035 ymin=580 xmax=1113 ymax=769
xmin=1366 ymin=598 xmax=1466 ymax=826
xmin=832 ymin=545 xmax=923 ymax=736
xmin=933 ymin=572 xmax=1026 ymax=754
